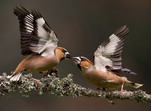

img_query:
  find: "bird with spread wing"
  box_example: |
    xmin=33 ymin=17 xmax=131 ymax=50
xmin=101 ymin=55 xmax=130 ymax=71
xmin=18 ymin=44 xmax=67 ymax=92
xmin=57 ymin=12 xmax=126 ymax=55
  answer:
xmin=73 ymin=26 xmax=143 ymax=91
xmin=10 ymin=6 xmax=71 ymax=82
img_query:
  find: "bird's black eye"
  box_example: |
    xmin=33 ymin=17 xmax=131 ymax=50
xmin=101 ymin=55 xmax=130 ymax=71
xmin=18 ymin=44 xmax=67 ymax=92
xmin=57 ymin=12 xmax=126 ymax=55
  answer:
xmin=61 ymin=49 xmax=67 ymax=53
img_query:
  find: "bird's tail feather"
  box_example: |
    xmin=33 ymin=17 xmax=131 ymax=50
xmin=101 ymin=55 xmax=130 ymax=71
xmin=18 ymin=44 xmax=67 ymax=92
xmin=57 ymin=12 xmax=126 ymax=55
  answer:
xmin=128 ymin=82 xmax=143 ymax=89
xmin=10 ymin=73 xmax=22 ymax=81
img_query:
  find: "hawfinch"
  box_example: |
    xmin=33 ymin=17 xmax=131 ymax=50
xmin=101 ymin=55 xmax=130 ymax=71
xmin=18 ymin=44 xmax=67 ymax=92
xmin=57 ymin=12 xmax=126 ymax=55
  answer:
xmin=10 ymin=6 xmax=71 ymax=81
xmin=73 ymin=26 xmax=143 ymax=91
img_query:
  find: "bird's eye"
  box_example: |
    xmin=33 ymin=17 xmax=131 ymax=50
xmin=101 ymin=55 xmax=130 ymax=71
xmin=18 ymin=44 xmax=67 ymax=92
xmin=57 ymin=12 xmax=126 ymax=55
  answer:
xmin=61 ymin=49 xmax=67 ymax=53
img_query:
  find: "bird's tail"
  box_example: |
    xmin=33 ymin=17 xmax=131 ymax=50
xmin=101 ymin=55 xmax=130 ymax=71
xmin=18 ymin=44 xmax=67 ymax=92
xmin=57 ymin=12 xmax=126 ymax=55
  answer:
xmin=128 ymin=82 xmax=143 ymax=89
xmin=10 ymin=72 xmax=22 ymax=81
xmin=121 ymin=68 xmax=137 ymax=75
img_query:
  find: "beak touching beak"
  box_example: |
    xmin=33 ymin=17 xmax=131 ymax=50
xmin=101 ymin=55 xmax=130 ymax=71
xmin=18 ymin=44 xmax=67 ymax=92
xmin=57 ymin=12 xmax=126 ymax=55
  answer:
xmin=72 ymin=57 xmax=82 ymax=71
xmin=72 ymin=57 xmax=81 ymax=64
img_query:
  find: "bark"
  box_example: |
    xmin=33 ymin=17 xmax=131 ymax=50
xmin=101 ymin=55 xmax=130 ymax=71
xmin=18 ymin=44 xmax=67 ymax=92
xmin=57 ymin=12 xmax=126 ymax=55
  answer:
xmin=0 ymin=73 xmax=150 ymax=103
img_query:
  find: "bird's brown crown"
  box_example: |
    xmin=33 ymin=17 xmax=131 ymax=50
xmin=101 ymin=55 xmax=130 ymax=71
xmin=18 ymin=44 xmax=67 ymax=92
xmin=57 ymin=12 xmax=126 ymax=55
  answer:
xmin=55 ymin=47 xmax=71 ymax=61
xmin=72 ymin=56 xmax=93 ymax=72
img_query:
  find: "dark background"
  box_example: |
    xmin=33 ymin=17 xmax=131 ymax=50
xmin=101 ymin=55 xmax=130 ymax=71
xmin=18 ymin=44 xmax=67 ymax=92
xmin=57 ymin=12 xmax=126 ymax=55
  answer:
xmin=0 ymin=0 xmax=151 ymax=111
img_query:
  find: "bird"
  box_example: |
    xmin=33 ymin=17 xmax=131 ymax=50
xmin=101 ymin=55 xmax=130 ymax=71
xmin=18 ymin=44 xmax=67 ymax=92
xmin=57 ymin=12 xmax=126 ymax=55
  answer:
xmin=72 ymin=26 xmax=143 ymax=91
xmin=10 ymin=5 xmax=71 ymax=81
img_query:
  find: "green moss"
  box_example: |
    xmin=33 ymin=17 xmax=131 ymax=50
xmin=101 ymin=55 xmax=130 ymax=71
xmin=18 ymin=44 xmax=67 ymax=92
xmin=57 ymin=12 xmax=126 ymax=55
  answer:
xmin=0 ymin=73 xmax=150 ymax=103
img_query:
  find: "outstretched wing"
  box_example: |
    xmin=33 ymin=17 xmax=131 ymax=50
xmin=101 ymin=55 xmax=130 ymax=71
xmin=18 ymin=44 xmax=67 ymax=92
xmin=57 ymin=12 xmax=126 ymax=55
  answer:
xmin=14 ymin=5 xmax=58 ymax=56
xmin=94 ymin=25 xmax=129 ymax=72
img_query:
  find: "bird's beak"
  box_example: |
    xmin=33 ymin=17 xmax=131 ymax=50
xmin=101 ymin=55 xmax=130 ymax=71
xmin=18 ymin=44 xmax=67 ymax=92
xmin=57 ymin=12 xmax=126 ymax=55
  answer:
xmin=72 ymin=57 xmax=82 ymax=71
xmin=64 ymin=52 xmax=71 ymax=59
xmin=72 ymin=57 xmax=81 ymax=64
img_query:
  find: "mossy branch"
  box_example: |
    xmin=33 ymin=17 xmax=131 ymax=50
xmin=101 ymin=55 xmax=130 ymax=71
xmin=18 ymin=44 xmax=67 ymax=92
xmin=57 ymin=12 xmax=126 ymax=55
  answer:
xmin=0 ymin=73 xmax=150 ymax=103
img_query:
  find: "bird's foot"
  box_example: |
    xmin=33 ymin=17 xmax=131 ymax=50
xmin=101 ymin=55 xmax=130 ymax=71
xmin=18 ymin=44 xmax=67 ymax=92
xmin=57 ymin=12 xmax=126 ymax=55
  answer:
xmin=31 ymin=78 xmax=40 ymax=88
xmin=119 ymin=90 xmax=127 ymax=96
xmin=46 ymin=68 xmax=59 ymax=77
xmin=40 ymin=68 xmax=59 ymax=77
xmin=119 ymin=83 xmax=125 ymax=96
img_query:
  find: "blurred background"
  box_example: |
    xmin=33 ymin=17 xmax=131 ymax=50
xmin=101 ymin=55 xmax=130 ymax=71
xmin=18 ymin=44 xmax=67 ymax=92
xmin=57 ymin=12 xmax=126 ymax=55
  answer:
xmin=0 ymin=0 xmax=151 ymax=111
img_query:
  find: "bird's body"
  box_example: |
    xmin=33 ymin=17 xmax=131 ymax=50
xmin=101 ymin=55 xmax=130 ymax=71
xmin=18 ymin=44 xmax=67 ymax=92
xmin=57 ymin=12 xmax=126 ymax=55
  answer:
xmin=73 ymin=26 xmax=143 ymax=90
xmin=78 ymin=60 xmax=132 ymax=89
xmin=10 ymin=6 xmax=71 ymax=81
xmin=14 ymin=54 xmax=58 ymax=73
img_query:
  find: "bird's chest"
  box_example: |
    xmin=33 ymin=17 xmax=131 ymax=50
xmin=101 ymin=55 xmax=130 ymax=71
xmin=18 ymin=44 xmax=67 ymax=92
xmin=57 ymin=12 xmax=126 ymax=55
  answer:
xmin=83 ymin=70 xmax=123 ymax=89
xmin=25 ymin=55 xmax=59 ymax=72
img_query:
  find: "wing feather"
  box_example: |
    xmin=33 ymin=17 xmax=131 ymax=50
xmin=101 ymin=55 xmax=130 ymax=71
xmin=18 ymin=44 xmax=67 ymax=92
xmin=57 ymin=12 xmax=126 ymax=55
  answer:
xmin=14 ymin=5 xmax=58 ymax=56
xmin=94 ymin=25 xmax=129 ymax=72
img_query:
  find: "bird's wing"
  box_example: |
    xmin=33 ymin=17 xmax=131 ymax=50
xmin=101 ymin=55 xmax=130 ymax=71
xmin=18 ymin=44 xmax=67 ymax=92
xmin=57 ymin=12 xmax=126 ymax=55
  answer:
xmin=14 ymin=5 xmax=58 ymax=56
xmin=94 ymin=25 xmax=129 ymax=72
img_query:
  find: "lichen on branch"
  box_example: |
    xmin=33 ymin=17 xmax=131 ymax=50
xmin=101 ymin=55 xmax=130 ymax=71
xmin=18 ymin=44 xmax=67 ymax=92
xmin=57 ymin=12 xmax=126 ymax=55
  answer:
xmin=0 ymin=73 xmax=150 ymax=103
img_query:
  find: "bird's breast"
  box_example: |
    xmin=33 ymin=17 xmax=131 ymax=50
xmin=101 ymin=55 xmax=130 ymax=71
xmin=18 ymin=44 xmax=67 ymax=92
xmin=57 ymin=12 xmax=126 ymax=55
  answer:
xmin=83 ymin=69 xmax=125 ymax=89
xmin=23 ymin=54 xmax=59 ymax=72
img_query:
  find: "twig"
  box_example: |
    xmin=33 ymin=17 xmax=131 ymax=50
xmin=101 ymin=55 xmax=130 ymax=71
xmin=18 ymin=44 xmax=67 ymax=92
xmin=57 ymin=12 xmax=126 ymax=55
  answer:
xmin=0 ymin=73 xmax=150 ymax=103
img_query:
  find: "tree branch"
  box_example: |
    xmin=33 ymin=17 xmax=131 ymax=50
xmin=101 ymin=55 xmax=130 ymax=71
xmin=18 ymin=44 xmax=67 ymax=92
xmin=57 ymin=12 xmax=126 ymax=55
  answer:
xmin=0 ymin=73 xmax=150 ymax=103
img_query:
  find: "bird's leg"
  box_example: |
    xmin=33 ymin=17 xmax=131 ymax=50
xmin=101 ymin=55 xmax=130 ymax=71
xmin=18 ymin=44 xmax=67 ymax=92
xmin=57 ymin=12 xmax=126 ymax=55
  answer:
xmin=31 ymin=78 xmax=40 ymax=88
xmin=47 ymin=67 xmax=59 ymax=77
xmin=42 ymin=67 xmax=59 ymax=77
xmin=120 ymin=83 xmax=124 ymax=95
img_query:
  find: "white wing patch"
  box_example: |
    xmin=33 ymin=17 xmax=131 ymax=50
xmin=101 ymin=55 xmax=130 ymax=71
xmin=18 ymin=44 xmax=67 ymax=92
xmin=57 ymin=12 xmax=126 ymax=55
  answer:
xmin=14 ymin=6 xmax=59 ymax=56
xmin=94 ymin=26 xmax=129 ymax=73
xmin=94 ymin=54 xmax=112 ymax=72
xmin=30 ymin=18 xmax=58 ymax=56
xmin=94 ymin=34 xmax=120 ymax=72
xmin=32 ymin=17 xmax=58 ymax=56
xmin=36 ymin=18 xmax=47 ymax=38
xmin=102 ymin=34 xmax=120 ymax=56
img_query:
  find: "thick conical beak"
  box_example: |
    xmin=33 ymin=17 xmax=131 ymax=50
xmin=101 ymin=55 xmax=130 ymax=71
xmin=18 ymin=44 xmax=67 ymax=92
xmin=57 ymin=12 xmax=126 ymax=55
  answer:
xmin=72 ymin=57 xmax=81 ymax=64
xmin=72 ymin=57 xmax=82 ymax=71
xmin=64 ymin=52 xmax=71 ymax=59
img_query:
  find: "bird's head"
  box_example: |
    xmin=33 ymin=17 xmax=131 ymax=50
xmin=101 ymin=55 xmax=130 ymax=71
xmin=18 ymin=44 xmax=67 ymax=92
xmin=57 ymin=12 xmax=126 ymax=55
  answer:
xmin=55 ymin=47 xmax=71 ymax=61
xmin=72 ymin=56 xmax=93 ymax=72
